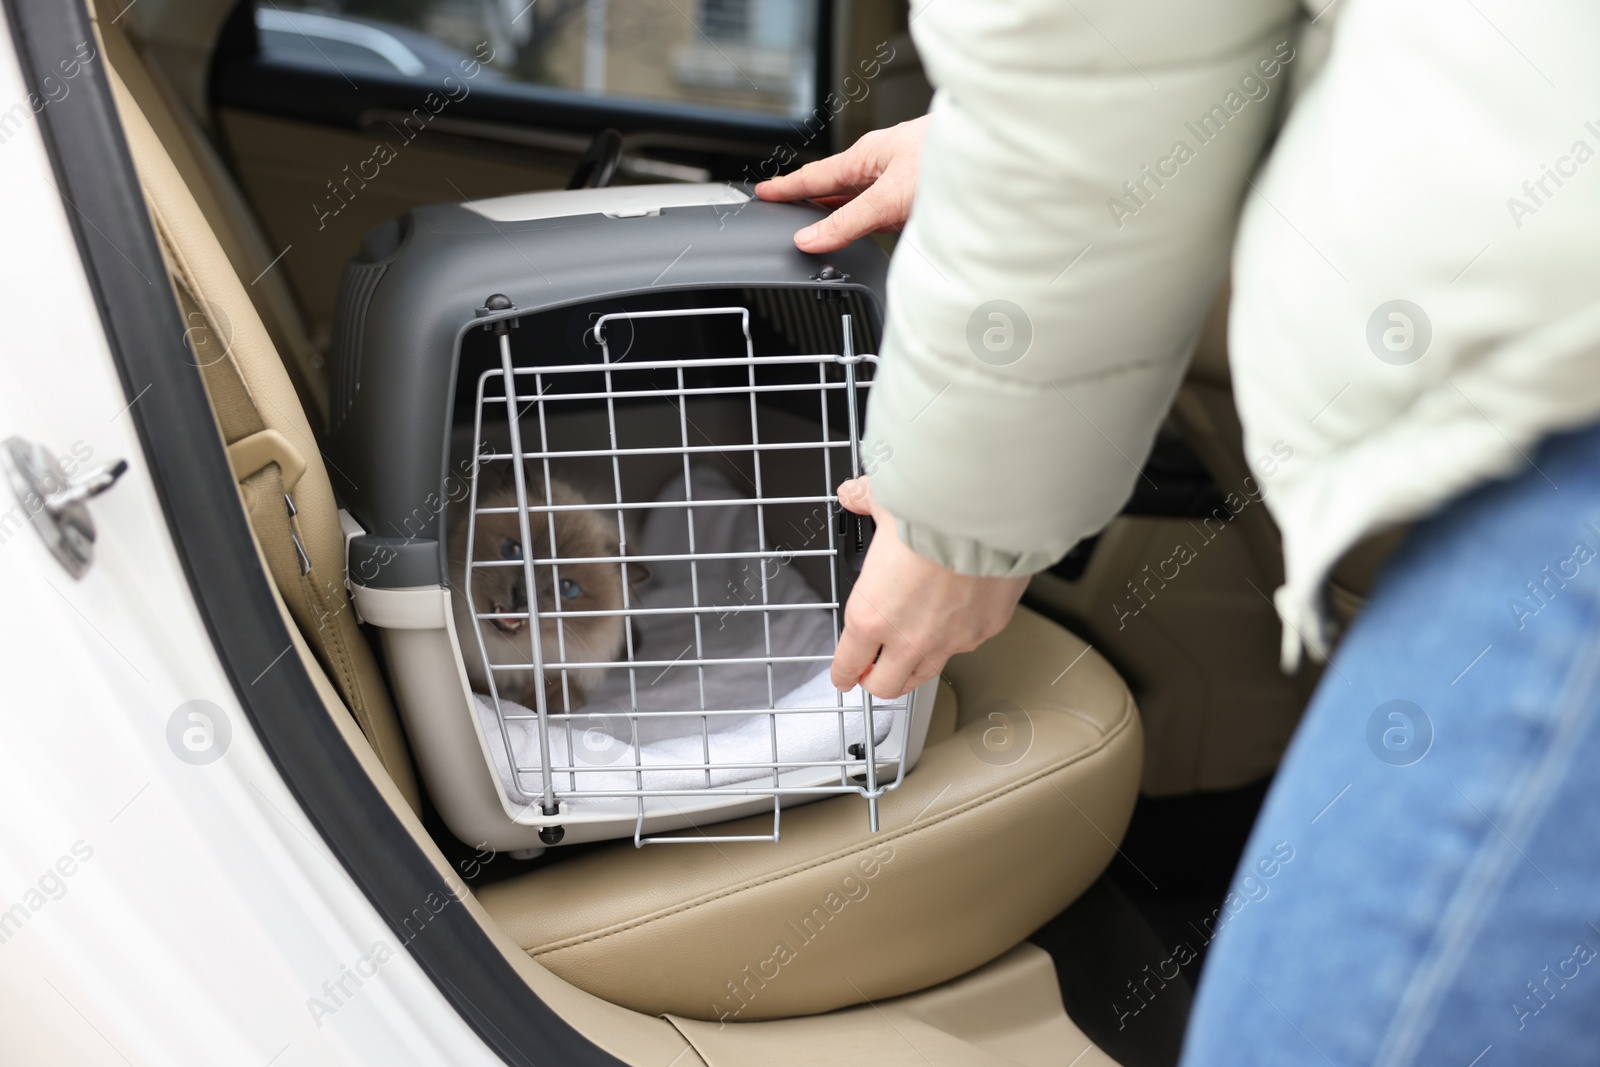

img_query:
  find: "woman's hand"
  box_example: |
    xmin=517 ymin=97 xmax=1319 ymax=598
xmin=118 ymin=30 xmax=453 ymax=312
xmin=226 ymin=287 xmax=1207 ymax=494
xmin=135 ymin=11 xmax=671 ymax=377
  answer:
xmin=831 ymin=476 xmax=1030 ymax=700
xmin=754 ymin=116 xmax=930 ymax=254
xmin=766 ymin=118 xmax=1024 ymax=697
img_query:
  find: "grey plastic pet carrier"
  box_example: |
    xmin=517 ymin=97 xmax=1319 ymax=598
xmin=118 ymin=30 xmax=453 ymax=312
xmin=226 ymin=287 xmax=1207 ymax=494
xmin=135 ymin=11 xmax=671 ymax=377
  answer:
xmin=328 ymin=184 xmax=935 ymax=852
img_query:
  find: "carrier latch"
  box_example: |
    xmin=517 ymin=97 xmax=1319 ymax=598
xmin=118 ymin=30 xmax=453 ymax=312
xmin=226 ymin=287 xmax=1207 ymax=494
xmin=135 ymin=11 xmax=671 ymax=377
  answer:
xmin=476 ymin=293 xmax=520 ymax=335
xmin=811 ymin=264 xmax=852 ymax=300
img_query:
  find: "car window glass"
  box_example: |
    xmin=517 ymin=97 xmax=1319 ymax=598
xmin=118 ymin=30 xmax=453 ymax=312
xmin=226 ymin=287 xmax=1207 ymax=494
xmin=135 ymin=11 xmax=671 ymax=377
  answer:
xmin=256 ymin=0 xmax=820 ymax=118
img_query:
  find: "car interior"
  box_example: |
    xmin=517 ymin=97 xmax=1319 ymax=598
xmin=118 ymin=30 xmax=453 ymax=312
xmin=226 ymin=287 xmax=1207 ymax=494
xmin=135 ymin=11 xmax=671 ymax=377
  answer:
xmin=46 ymin=0 xmax=1400 ymax=1063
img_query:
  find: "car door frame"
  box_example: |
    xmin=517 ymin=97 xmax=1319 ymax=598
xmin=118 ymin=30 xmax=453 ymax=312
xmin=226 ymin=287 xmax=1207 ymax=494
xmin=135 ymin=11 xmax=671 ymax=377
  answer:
xmin=3 ymin=0 xmax=628 ymax=1061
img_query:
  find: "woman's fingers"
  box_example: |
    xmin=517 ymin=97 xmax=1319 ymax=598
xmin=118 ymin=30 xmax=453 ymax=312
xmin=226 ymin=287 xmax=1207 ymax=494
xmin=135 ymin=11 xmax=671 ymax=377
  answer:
xmin=831 ymin=620 xmax=882 ymax=692
xmin=859 ymin=644 xmax=928 ymax=701
xmin=756 ymin=117 xmax=929 ymax=253
xmin=792 ymin=183 xmax=905 ymax=252
xmin=903 ymin=659 xmax=942 ymax=695
xmin=837 ymin=476 xmax=873 ymax=516
xmin=754 ymin=148 xmax=874 ymax=205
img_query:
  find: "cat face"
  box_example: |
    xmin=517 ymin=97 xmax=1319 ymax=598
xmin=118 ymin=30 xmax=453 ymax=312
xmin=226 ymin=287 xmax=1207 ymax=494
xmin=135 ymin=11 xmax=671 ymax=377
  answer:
xmin=450 ymin=472 xmax=649 ymax=710
xmin=466 ymin=501 xmax=629 ymax=650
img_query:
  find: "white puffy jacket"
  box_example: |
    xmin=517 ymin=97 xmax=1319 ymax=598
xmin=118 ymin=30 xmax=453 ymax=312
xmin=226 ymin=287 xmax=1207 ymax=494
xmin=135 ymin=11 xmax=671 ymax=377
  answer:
xmin=870 ymin=0 xmax=1600 ymax=667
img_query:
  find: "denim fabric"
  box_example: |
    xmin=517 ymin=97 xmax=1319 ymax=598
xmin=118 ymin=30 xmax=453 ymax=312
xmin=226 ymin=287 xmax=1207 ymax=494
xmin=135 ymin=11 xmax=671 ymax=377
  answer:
xmin=1181 ymin=423 xmax=1600 ymax=1067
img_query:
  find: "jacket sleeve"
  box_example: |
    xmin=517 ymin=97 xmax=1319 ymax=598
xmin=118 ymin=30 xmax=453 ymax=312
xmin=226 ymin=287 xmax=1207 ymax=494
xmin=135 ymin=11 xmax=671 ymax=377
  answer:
xmin=867 ymin=0 xmax=1301 ymax=576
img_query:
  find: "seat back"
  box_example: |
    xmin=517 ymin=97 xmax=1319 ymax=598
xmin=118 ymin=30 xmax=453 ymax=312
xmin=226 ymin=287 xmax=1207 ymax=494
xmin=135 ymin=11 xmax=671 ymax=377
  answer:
xmin=95 ymin=2 xmax=420 ymax=810
xmin=97 ymin=10 xmax=329 ymax=427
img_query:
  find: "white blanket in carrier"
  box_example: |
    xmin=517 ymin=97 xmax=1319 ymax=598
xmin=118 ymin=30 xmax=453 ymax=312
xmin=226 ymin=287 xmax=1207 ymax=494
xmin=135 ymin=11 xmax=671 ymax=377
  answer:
xmin=473 ymin=467 xmax=892 ymax=801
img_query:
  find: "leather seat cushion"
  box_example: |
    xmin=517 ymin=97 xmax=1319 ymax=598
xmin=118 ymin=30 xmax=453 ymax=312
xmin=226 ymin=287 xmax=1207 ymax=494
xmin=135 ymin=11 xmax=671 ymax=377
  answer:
xmin=478 ymin=605 xmax=1141 ymax=1021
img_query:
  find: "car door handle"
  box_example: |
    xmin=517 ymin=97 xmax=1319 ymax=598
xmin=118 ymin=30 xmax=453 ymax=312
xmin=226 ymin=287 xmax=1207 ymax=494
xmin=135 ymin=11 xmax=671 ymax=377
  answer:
xmin=1 ymin=435 xmax=128 ymax=579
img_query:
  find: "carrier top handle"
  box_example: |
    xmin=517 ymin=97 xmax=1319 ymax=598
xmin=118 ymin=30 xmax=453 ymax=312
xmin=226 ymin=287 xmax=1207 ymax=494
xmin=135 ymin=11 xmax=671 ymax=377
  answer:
xmin=838 ymin=312 xmax=881 ymax=833
xmin=483 ymin=294 xmax=561 ymax=825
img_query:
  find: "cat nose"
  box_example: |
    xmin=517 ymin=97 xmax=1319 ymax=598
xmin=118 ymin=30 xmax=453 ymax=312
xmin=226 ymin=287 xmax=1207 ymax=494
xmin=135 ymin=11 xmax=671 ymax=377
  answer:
xmin=512 ymin=586 xmax=529 ymax=611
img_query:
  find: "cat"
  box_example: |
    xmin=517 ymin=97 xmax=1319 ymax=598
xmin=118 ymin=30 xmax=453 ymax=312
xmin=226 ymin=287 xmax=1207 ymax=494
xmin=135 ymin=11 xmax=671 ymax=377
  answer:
xmin=448 ymin=468 xmax=648 ymax=712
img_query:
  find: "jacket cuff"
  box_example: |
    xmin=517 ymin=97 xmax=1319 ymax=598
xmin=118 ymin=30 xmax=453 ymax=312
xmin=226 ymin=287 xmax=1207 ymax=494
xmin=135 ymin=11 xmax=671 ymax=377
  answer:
xmin=894 ymin=517 xmax=1063 ymax=579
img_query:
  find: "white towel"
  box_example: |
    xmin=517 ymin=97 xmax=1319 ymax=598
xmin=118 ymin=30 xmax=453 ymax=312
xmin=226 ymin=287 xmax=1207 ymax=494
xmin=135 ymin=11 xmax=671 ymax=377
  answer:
xmin=473 ymin=468 xmax=895 ymax=800
xmin=473 ymin=679 xmax=889 ymax=797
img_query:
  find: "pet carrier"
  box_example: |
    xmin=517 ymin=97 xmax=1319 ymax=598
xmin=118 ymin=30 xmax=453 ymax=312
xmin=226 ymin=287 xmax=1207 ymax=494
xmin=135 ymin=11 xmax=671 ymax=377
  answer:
xmin=328 ymin=183 xmax=935 ymax=853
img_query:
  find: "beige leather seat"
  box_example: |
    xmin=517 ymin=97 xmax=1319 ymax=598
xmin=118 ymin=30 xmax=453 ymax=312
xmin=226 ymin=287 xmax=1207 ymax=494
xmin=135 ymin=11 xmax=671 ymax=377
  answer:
xmin=98 ymin=17 xmax=328 ymax=427
xmin=98 ymin=2 xmax=1143 ymax=1026
xmin=481 ymin=607 xmax=1140 ymax=1020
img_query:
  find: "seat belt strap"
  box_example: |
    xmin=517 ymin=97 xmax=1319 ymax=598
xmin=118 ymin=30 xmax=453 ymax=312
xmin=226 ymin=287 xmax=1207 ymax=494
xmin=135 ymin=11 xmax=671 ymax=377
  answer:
xmin=171 ymin=279 xmax=383 ymax=749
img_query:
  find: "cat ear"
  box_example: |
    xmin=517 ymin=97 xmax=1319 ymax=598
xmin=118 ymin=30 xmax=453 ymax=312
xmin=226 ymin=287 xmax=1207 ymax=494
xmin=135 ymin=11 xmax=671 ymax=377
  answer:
xmin=627 ymin=561 xmax=652 ymax=586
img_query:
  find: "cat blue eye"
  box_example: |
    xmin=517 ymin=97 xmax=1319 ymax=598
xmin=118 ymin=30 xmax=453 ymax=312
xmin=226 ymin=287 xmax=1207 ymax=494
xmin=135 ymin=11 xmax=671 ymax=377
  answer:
xmin=559 ymin=578 xmax=582 ymax=601
xmin=500 ymin=538 xmax=522 ymax=561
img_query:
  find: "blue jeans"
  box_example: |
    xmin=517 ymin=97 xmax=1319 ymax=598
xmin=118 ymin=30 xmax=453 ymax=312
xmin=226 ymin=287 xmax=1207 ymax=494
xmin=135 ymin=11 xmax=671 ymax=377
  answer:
xmin=1181 ymin=423 xmax=1600 ymax=1067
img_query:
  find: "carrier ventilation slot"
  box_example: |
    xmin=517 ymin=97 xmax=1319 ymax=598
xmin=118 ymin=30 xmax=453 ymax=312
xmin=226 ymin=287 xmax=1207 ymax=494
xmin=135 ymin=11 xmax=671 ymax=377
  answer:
xmin=745 ymin=287 xmax=873 ymax=357
xmin=328 ymin=261 xmax=388 ymax=433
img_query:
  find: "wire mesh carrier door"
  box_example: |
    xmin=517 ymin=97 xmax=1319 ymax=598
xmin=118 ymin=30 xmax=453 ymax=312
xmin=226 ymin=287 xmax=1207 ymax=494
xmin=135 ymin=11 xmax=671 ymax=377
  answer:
xmin=461 ymin=298 xmax=930 ymax=847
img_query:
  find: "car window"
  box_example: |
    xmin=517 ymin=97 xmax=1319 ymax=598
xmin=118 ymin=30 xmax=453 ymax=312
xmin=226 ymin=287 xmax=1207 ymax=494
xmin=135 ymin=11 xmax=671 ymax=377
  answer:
xmin=256 ymin=0 xmax=821 ymax=119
